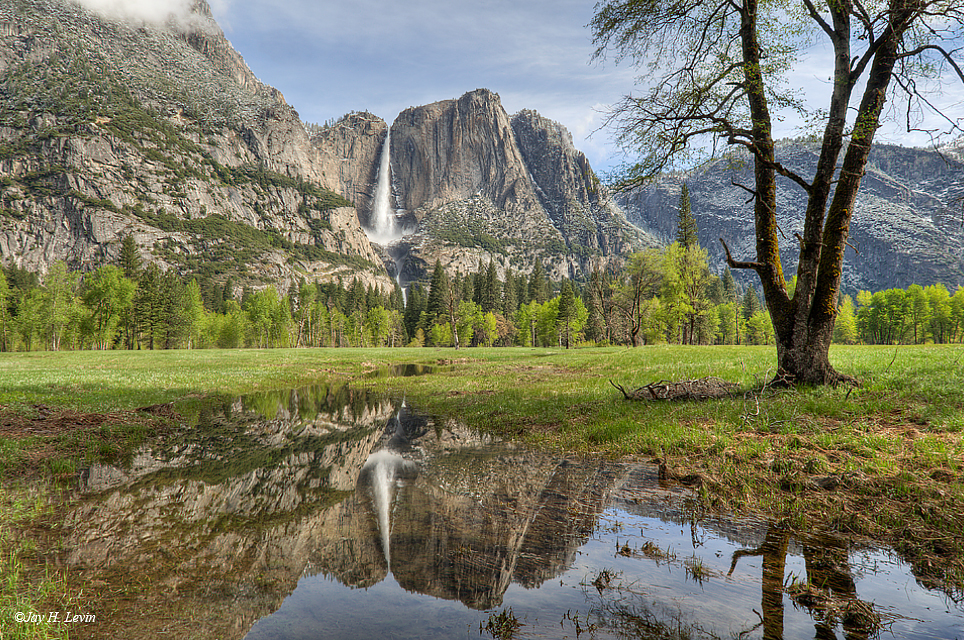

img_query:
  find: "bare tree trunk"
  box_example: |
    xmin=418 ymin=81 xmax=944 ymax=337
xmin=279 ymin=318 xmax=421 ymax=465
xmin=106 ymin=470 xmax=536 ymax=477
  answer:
xmin=725 ymin=0 xmax=915 ymax=385
xmin=774 ymin=1 xmax=909 ymax=385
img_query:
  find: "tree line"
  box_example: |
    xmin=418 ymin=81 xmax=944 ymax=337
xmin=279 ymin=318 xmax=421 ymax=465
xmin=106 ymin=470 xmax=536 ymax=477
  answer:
xmin=2 ymin=231 xmax=962 ymax=352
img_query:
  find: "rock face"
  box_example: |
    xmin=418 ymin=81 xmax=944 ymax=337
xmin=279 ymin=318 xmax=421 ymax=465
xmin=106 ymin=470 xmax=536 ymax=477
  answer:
xmin=8 ymin=1 xmax=958 ymax=294
xmin=0 ymin=0 xmax=391 ymax=292
xmin=616 ymin=140 xmax=964 ymax=293
xmin=393 ymin=90 xmax=540 ymax=216
xmin=309 ymin=111 xmax=387 ymax=227
xmin=389 ymin=89 xmax=652 ymax=282
xmin=511 ymin=109 xmax=632 ymax=256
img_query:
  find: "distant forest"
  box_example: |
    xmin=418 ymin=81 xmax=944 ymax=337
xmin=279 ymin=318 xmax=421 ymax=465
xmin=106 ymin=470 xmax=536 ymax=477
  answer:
xmin=1 ymin=233 xmax=963 ymax=352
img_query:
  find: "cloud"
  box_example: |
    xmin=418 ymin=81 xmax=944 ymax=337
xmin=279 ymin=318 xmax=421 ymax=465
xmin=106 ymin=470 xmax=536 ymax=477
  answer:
xmin=71 ymin=0 xmax=195 ymax=24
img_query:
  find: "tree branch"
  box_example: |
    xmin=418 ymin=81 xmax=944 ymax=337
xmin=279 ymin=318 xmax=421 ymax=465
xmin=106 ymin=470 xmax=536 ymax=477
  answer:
xmin=896 ymin=44 xmax=964 ymax=84
xmin=719 ymin=238 xmax=764 ymax=270
xmin=801 ymin=0 xmax=835 ymax=39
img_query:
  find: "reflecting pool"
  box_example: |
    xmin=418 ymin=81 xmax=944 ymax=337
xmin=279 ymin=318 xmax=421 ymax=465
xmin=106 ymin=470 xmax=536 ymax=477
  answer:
xmin=63 ymin=384 xmax=964 ymax=639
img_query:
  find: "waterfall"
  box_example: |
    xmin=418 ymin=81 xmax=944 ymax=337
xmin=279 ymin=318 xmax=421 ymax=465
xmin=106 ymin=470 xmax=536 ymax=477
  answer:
xmin=394 ymin=255 xmax=407 ymax=306
xmin=366 ymin=130 xmax=400 ymax=244
xmin=368 ymin=450 xmax=399 ymax=569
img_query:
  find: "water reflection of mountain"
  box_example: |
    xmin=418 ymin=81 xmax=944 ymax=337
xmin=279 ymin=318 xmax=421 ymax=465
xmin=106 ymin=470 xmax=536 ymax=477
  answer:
xmin=63 ymin=386 xmax=668 ymax=639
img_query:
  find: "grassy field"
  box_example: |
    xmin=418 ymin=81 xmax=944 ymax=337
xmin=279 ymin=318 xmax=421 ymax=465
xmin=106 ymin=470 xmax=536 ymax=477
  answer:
xmin=1 ymin=344 xmax=963 ymax=634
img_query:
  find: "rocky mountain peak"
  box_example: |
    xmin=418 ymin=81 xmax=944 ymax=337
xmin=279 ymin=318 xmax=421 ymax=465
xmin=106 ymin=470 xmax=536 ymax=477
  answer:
xmin=387 ymin=89 xmax=651 ymax=283
xmin=392 ymin=88 xmax=540 ymax=215
xmin=0 ymin=0 xmax=391 ymax=292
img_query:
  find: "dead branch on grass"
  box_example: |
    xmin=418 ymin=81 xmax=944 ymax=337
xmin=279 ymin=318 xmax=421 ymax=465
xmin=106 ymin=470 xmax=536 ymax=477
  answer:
xmin=610 ymin=377 xmax=740 ymax=401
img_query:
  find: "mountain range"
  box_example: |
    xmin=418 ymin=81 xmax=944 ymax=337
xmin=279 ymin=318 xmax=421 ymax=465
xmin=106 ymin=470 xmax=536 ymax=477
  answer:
xmin=617 ymin=140 xmax=964 ymax=294
xmin=1 ymin=0 xmax=961 ymax=296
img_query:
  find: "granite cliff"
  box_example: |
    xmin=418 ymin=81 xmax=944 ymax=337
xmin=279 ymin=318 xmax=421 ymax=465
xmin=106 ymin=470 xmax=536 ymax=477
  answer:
xmin=388 ymin=89 xmax=651 ymax=283
xmin=0 ymin=1 xmax=647 ymax=292
xmin=0 ymin=0 xmax=390 ymax=292
xmin=2 ymin=0 xmax=958 ymax=295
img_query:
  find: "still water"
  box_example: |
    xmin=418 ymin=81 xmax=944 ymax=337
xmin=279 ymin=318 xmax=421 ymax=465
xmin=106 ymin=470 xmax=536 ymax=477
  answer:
xmin=66 ymin=384 xmax=963 ymax=639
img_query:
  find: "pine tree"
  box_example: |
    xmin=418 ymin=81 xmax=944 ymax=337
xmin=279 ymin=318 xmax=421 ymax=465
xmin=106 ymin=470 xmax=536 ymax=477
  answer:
xmin=482 ymin=259 xmax=499 ymax=313
xmin=584 ymin=269 xmax=607 ymax=344
xmin=403 ymin=282 xmax=426 ymax=340
xmin=558 ymin=280 xmax=577 ymax=348
xmin=742 ymin=285 xmax=761 ymax=321
xmin=390 ymin=281 xmax=404 ymax=312
xmin=118 ymin=233 xmax=141 ymax=281
xmin=346 ymin=278 xmax=366 ymax=314
xmin=502 ymin=270 xmax=518 ymax=316
xmin=473 ymin=259 xmax=485 ymax=305
xmin=515 ymin=273 xmax=528 ymax=310
xmin=425 ymin=260 xmax=450 ymax=323
xmin=676 ymin=183 xmax=698 ymax=248
xmin=0 ymin=268 xmax=9 ymax=351
xmin=159 ymin=270 xmax=188 ymax=349
xmin=722 ymin=267 xmax=736 ymax=301
xmin=221 ymin=276 xmax=235 ymax=313
xmin=528 ymin=258 xmax=548 ymax=304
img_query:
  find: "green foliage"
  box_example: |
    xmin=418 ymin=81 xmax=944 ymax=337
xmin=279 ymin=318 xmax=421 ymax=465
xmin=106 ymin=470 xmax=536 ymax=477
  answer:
xmin=855 ymin=284 xmax=964 ymax=345
xmin=676 ymin=183 xmax=698 ymax=248
xmin=2 ymin=242 xmax=962 ymax=353
xmin=834 ymin=295 xmax=858 ymax=345
xmin=527 ymin=258 xmax=549 ymax=304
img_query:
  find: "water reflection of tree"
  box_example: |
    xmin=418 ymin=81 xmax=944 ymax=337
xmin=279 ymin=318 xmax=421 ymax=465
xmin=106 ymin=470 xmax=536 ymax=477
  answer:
xmin=579 ymin=523 xmax=884 ymax=640
xmin=727 ymin=524 xmax=882 ymax=640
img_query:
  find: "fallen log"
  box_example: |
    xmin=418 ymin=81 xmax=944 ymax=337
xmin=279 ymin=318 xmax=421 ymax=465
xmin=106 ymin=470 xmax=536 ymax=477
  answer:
xmin=610 ymin=377 xmax=739 ymax=401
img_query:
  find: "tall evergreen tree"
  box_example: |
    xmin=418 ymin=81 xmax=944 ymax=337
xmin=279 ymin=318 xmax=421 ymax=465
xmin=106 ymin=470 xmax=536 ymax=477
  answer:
xmin=528 ymin=258 xmax=548 ymax=304
xmin=425 ymin=260 xmax=450 ymax=324
xmin=676 ymin=183 xmax=698 ymax=248
xmin=557 ymin=280 xmax=577 ymax=348
xmin=722 ymin=267 xmax=737 ymax=301
xmin=742 ymin=285 xmax=762 ymax=321
xmin=515 ymin=272 xmax=528 ymax=310
xmin=473 ymin=259 xmax=486 ymax=306
xmin=390 ymin=282 xmax=405 ymax=313
xmin=219 ymin=276 xmax=234 ymax=304
xmin=584 ymin=269 xmax=607 ymax=344
xmin=346 ymin=278 xmax=366 ymax=314
xmin=159 ymin=269 xmax=189 ymax=349
xmin=135 ymin=263 xmax=163 ymax=349
xmin=502 ymin=269 xmax=518 ymax=316
xmin=118 ymin=233 xmax=141 ymax=281
xmin=0 ymin=268 xmax=9 ymax=351
xmin=403 ymin=282 xmax=426 ymax=340
xmin=482 ymin=259 xmax=500 ymax=313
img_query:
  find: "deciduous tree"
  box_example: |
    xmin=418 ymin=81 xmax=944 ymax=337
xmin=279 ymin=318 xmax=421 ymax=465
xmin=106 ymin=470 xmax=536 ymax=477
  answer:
xmin=593 ymin=0 xmax=964 ymax=383
xmin=615 ymin=249 xmax=664 ymax=346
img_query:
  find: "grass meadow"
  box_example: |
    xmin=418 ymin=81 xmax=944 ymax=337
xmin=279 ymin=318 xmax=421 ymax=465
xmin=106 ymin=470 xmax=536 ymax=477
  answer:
xmin=1 ymin=343 xmax=963 ymax=636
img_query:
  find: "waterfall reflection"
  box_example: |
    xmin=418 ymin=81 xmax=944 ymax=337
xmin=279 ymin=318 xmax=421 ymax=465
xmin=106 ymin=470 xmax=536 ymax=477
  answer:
xmin=356 ymin=403 xmax=422 ymax=569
